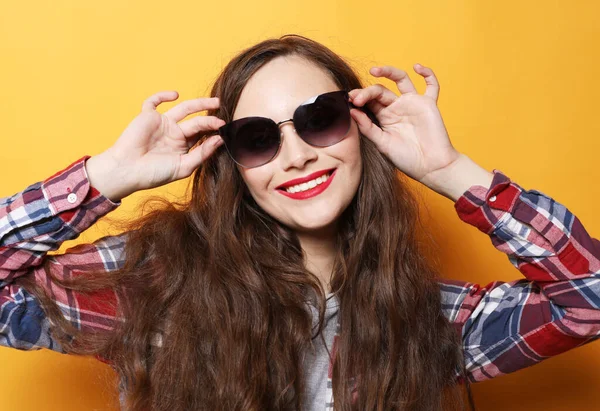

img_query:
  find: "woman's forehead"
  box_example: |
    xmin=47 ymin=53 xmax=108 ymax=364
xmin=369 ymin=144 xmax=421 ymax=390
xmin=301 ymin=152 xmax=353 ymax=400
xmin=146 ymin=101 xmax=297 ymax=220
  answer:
xmin=232 ymin=55 xmax=339 ymax=121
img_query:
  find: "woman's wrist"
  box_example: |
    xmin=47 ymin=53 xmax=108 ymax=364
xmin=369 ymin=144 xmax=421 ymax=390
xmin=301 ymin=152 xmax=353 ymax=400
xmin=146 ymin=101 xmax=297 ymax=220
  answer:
xmin=420 ymin=153 xmax=494 ymax=202
xmin=85 ymin=150 xmax=136 ymax=202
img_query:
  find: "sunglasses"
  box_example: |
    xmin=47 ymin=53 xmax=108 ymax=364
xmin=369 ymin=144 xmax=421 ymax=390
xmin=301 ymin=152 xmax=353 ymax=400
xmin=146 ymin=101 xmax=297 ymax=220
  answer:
xmin=218 ymin=90 xmax=353 ymax=168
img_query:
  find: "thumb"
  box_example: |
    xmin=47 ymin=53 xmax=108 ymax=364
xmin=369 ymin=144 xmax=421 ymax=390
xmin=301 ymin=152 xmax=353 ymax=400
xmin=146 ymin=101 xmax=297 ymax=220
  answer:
xmin=177 ymin=135 xmax=224 ymax=178
xmin=350 ymin=108 xmax=386 ymax=150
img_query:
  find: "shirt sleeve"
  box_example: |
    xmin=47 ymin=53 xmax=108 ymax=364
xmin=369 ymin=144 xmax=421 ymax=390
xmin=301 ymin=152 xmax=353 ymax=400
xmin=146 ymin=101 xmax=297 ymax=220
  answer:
xmin=440 ymin=170 xmax=600 ymax=382
xmin=0 ymin=156 xmax=126 ymax=352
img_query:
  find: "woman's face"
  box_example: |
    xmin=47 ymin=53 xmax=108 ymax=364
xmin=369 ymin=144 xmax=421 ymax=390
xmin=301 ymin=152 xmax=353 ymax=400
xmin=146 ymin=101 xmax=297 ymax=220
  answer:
xmin=233 ymin=55 xmax=362 ymax=234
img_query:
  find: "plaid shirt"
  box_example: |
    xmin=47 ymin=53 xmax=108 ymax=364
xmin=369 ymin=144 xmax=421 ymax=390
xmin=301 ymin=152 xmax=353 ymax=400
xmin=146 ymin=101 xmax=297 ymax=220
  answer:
xmin=1 ymin=156 xmax=600 ymax=398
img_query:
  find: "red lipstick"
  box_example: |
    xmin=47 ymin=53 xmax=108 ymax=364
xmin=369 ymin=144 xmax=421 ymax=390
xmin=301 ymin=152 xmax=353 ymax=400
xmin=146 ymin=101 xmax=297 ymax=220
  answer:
xmin=276 ymin=168 xmax=336 ymax=190
xmin=277 ymin=169 xmax=336 ymax=200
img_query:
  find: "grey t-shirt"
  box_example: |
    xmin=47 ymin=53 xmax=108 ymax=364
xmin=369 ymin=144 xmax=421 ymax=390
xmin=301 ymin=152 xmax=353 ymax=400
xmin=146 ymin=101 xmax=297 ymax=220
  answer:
xmin=303 ymin=293 xmax=339 ymax=409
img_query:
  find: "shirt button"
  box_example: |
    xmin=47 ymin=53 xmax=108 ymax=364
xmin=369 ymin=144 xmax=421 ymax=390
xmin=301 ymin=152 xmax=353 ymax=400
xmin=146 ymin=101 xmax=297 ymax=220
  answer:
xmin=67 ymin=193 xmax=78 ymax=204
xmin=489 ymin=195 xmax=497 ymax=202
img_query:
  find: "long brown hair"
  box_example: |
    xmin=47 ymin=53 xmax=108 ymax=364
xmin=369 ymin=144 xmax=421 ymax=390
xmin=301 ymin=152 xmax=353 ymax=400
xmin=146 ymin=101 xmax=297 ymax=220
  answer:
xmin=21 ymin=35 xmax=471 ymax=410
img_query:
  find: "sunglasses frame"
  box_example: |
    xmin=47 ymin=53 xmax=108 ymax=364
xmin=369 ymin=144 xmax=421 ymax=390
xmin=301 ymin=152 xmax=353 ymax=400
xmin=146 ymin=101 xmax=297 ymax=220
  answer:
xmin=218 ymin=90 xmax=357 ymax=169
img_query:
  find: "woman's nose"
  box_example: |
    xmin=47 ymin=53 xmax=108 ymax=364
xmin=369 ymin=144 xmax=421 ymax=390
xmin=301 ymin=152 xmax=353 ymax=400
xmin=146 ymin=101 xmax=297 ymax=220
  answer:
xmin=277 ymin=123 xmax=318 ymax=170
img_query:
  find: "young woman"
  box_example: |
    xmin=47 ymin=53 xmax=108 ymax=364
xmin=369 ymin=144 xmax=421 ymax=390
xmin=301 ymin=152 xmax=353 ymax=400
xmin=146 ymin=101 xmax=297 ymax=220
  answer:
xmin=1 ymin=35 xmax=599 ymax=411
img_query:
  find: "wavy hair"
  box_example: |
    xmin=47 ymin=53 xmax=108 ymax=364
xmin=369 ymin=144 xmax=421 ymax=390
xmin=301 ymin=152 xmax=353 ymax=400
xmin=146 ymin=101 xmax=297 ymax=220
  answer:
xmin=20 ymin=35 xmax=471 ymax=410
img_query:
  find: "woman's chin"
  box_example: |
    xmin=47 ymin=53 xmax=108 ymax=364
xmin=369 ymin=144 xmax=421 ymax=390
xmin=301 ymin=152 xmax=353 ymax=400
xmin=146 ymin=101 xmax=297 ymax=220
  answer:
xmin=286 ymin=213 xmax=341 ymax=235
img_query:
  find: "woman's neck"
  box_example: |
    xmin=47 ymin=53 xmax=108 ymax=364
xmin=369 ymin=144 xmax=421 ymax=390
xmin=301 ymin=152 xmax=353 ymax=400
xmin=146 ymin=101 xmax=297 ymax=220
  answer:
xmin=297 ymin=227 xmax=337 ymax=294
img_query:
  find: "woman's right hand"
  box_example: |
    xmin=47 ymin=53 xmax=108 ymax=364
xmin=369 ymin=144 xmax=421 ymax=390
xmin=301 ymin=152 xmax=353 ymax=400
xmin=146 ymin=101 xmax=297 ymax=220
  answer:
xmin=85 ymin=91 xmax=225 ymax=202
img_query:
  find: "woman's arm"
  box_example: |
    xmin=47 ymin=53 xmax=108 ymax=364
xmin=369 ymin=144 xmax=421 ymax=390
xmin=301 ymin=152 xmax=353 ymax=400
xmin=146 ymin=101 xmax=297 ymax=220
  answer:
xmin=0 ymin=156 xmax=121 ymax=275
xmin=0 ymin=156 xmax=125 ymax=351
xmin=348 ymin=62 xmax=600 ymax=382
xmin=440 ymin=168 xmax=600 ymax=382
xmin=0 ymin=92 xmax=224 ymax=352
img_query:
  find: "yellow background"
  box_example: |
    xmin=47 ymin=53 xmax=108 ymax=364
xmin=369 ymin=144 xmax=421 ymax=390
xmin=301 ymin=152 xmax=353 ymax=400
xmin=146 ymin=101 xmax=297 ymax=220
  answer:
xmin=1 ymin=0 xmax=599 ymax=409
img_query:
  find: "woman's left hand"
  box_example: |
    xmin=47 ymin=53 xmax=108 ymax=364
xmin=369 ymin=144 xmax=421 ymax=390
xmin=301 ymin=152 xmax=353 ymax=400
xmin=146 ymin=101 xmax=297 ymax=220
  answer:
xmin=349 ymin=64 xmax=461 ymax=185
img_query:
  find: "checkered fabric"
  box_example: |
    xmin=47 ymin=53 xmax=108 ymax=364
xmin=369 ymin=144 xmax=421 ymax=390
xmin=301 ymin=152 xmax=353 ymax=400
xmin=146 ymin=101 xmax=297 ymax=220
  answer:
xmin=2 ymin=156 xmax=599 ymax=409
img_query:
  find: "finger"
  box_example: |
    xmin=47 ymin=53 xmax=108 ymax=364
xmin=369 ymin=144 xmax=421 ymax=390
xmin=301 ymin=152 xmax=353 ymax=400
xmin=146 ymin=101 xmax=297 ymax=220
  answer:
xmin=414 ymin=63 xmax=440 ymax=102
xmin=365 ymin=100 xmax=386 ymax=116
xmin=349 ymin=88 xmax=384 ymax=117
xmin=165 ymin=96 xmax=221 ymax=122
xmin=178 ymin=135 xmax=224 ymax=178
xmin=349 ymin=84 xmax=397 ymax=112
xmin=350 ymin=108 xmax=387 ymax=150
xmin=179 ymin=115 xmax=226 ymax=140
xmin=141 ymin=91 xmax=179 ymax=112
xmin=370 ymin=66 xmax=417 ymax=95
xmin=349 ymin=89 xmax=386 ymax=114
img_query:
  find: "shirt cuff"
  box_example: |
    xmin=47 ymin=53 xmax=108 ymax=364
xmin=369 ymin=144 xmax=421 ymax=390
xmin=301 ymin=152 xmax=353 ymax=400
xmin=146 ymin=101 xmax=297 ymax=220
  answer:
xmin=454 ymin=169 xmax=522 ymax=234
xmin=42 ymin=155 xmax=121 ymax=216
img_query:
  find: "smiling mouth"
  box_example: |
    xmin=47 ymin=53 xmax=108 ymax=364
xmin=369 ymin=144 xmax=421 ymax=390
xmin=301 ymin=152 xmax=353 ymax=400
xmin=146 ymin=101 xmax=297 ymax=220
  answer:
xmin=277 ymin=169 xmax=337 ymax=200
xmin=281 ymin=171 xmax=333 ymax=194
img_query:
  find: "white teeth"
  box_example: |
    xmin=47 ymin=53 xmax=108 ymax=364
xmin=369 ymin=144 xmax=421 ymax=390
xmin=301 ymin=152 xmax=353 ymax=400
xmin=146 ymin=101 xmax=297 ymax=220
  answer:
xmin=285 ymin=172 xmax=331 ymax=194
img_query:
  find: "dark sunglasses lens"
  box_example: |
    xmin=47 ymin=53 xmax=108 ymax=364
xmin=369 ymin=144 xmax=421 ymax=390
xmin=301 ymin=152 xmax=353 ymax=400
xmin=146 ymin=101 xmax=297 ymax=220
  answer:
xmin=225 ymin=117 xmax=280 ymax=168
xmin=293 ymin=91 xmax=350 ymax=147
